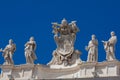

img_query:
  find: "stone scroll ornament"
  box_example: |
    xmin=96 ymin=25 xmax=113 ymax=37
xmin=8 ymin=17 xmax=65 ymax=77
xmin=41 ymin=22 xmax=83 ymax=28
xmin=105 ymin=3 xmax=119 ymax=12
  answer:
xmin=48 ymin=18 xmax=82 ymax=66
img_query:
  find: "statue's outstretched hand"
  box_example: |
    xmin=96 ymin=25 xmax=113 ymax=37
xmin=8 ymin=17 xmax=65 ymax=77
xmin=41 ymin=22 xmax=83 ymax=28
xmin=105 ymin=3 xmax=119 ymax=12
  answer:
xmin=101 ymin=40 xmax=105 ymax=43
xmin=85 ymin=46 xmax=88 ymax=51
xmin=0 ymin=48 xmax=3 ymax=52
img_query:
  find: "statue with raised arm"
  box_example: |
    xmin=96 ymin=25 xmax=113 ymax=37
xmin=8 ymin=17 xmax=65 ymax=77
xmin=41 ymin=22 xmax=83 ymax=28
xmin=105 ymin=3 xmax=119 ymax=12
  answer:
xmin=25 ymin=37 xmax=37 ymax=64
xmin=0 ymin=39 xmax=16 ymax=65
xmin=85 ymin=34 xmax=98 ymax=62
xmin=102 ymin=31 xmax=117 ymax=61
xmin=48 ymin=18 xmax=81 ymax=66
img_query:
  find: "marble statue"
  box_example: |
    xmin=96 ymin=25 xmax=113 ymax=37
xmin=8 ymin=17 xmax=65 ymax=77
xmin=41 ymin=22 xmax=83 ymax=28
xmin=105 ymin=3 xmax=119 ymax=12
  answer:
xmin=102 ymin=31 xmax=117 ymax=61
xmin=1 ymin=19 xmax=120 ymax=80
xmin=0 ymin=39 xmax=16 ymax=65
xmin=25 ymin=37 xmax=37 ymax=64
xmin=85 ymin=34 xmax=98 ymax=62
xmin=48 ymin=18 xmax=81 ymax=66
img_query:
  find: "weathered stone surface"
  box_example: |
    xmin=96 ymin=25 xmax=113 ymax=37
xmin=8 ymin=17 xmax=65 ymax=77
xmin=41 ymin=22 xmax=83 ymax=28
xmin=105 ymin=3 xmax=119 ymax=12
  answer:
xmin=0 ymin=60 xmax=120 ymax=80
xmin=0 ymin=19 xmax=119 ymax=80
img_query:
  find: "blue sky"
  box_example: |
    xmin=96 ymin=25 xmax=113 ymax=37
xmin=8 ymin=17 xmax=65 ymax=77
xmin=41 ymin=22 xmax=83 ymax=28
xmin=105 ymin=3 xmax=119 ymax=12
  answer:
xmin=0 ymin=0 xmax=120 ymax=65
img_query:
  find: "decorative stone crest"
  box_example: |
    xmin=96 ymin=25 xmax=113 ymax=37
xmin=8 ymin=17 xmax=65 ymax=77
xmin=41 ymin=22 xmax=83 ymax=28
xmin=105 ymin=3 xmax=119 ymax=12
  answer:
xmin=48 ymin=18 xmax=82 ymax=66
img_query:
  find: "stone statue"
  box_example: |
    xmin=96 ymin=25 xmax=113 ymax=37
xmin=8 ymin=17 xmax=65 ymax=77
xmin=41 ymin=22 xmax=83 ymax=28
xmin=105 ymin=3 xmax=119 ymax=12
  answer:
xmin=0 ymin=39 xmax=16 ymax=65
xmin=25 ymin=37 xmax=37 ymax=64
xmin=48 ymin=18 xmax=81 ymax=66
xmin=85 ymin=35 xmax=98 ymax=62
xmin=102 ymin=31 xmax=117 ymax=61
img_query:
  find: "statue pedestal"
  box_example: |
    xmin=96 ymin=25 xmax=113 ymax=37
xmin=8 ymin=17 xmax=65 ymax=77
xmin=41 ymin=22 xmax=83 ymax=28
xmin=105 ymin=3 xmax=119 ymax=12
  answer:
xmin=0 ymin=64 xmax=35 ymax=80
xmin=0 ymin=60 xmax=120 ymax=80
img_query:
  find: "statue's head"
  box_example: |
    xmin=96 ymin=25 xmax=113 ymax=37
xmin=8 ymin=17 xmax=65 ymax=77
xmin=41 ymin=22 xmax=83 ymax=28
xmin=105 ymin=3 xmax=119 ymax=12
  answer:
xmin=91 ymin=34 xmax=96 ymax=40
xmin=9 ymin=39 xmax=13 ymax=45
xmin=111 ymin=31 xmax=115 ymax=36
xmin=61 ymin=18 xmax=68 ymax=26
xmin=30 ymin=37 xmax=34 ymax=41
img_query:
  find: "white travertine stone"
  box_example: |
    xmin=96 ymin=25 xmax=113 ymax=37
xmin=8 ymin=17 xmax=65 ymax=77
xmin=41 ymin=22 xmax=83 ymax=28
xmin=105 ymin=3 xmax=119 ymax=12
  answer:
xmin=85 ymin=34 xmax=98 ymax=62
xmin=0 ymin=19 xmax=119 ymax=80
xmin=24 ymin=37 xmax=37 ymax=64
xmin=102 ymin=31 xmax=117 ymax=61
xmin=1 ymin=60 xmax=120 ymax=80
xmin=0 ymin=39 xmax=16 ymax=65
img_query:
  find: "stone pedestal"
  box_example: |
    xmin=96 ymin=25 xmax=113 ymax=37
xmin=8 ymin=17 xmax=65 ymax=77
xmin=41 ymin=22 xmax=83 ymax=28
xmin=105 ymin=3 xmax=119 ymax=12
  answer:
xmin=0 ymin=64 xmax=35 ymax=80
xmin=0 ymin=60 xmax=120 ymax=80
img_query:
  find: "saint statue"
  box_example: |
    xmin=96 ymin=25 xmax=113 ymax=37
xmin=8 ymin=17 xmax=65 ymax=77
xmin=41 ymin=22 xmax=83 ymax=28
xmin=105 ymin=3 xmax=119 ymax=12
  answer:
xmin=102 ymin=31 xmax=117 ymax=61
xmin=48 ymin=18 xmax=81 ymax=66
xmin=25 ymin=37 xmax=37 ymax=64
xmin=85 ymin=34 xmax=98 ymax=62
xmin=0 ymin=39 xmax=16 ymax=65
